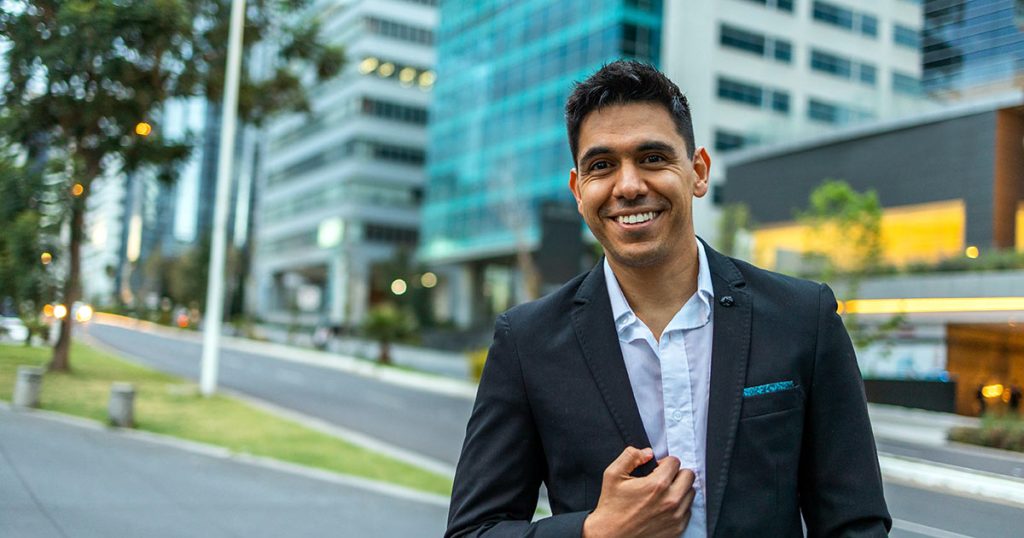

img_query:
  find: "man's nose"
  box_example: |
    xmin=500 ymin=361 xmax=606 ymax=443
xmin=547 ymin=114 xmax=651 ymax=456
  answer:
xmin=613 ymin=162 xmax=648 ymax=199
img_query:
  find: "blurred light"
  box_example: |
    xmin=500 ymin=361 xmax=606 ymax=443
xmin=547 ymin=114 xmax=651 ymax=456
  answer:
xmin=418 ymin=70 xmax=436 ymax=88
xmin=75 ymin=304 xmax=93 ymax=322
xmin=53 ymin=304 xmax=68 ymax=320
xmin=399 ymin=67 xmax=416 ymax=84
xmin=40 ymin=252 xmax=52 ymax=265
xmin=135 ymin=122 xmax=152 ymax=136
xmin=43 ymin=304 xmax=55 ymax=317
xmin=981 ymin=384 xmax=1004 ymax=399
xmin=317 ymin=217 xmax=344 ymax=248
xmin=965 ymin=245 xmax=979 ymax=259
xmin=391 ymin=278 xmax=407 ymax=296
xmin=71 ymin=183 xmax=84 ymax=197
xmin=843 ymin=297 xmax=1024 ymax=315
xmin=176 ymin=313 xmax=189 ymax=328
xmin=358 ymin=57 xmax=379 ymax=74
xmin=378 ymin=62 xmax=395 ymax=77
xmin=421 ymin=272 xmax=438 ymax=289
xmin=126 ymin=215 xmax=142 ymax=262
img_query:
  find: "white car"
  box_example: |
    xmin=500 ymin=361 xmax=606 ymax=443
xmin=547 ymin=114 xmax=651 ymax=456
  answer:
xmin=0 ymin=317 xmax=30 ymax=343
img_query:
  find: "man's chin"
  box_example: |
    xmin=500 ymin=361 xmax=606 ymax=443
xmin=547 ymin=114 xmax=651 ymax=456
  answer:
xmin=605 ymin=247 xmax=667 ymax=269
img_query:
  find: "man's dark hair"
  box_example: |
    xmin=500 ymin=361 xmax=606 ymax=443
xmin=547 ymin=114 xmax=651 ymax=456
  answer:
xmin=565 ymin=60 xmax=695 ymax=164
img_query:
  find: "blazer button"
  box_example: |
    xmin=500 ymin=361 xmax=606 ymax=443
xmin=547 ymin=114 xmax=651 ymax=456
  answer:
xmin=719 ymin=296 xmax=735 ymax=307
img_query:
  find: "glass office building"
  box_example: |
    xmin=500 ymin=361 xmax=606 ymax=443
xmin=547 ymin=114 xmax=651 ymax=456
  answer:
xmin=420 ymin=0 xmax=663 ymax=269
xmin=923 ymin=0 xmax=1024 ymax=94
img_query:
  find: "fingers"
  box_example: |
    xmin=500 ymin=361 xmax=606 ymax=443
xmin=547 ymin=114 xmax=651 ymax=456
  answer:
xmin=605 ymin=446 xmax=654 ymax=478
xmin=667 ymin=467 xmax=695 ymax=498
xmin=651 ymin=455 xmax=681 ymax=479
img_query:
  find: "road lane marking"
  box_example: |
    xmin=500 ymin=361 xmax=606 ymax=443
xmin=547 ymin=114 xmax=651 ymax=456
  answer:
xmin=891 ymin=518 xmax=974 ymax=538
xmin=881 ymin=454 xmax=1024 ymax=508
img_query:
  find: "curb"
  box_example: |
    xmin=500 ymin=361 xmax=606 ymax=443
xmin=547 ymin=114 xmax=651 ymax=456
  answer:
xmin=92 ymin=313 xmax=478 ymax=400
xmin=0 ymin=401 xmax=449 ymax=507
xmin=879 ymin=453 xmax=1024 ymax=508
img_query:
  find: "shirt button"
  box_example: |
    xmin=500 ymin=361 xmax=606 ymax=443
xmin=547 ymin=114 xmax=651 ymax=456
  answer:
xmin=672 ymin=410 xmax=684 ymax=422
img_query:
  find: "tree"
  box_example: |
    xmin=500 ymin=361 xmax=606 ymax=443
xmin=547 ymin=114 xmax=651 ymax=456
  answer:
xmin=798 ymin=179 xmax=897 ymax=349
xmin=362 ymin=303 xmax=416 ymax=366
xmin=0 ymin=144 xmax=55 ymax=341
xmin=0 ymin=1 xmax=343 ymax=371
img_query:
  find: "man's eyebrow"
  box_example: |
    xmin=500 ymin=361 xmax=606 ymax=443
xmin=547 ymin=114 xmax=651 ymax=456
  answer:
xmin=579 ymin=146 xmax=612 ymax=166
xmin=636 ymin=141 xmax=677 ymax=155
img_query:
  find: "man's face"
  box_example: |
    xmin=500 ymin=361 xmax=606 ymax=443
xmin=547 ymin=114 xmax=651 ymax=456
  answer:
xmin=569 ymin=102 xmax=709 ymax=269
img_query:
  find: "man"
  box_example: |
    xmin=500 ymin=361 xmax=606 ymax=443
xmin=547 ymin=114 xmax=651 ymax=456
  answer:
xmin=446 ymin=61 xmax=890 ymax=537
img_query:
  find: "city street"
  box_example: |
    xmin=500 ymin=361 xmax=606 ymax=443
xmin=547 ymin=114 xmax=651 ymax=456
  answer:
xmin=82 ymin=319 xmax=1024 ymax=536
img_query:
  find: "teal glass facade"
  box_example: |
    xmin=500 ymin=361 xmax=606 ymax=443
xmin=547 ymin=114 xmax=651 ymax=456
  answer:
xmin=420 ymin=0 xmax=662 ymax=263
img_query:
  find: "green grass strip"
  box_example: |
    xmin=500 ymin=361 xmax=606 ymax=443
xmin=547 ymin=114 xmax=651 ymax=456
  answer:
xmin=0 ymin=341 xmax=453 ymax=496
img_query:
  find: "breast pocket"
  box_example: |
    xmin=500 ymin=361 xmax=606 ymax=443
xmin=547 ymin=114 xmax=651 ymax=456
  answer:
xmin=740 ymin=385 xmax=803 ymax=419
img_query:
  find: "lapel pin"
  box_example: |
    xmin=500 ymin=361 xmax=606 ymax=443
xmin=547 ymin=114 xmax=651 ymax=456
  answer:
xmin=719 ymin=296 xmax=735 ymax=307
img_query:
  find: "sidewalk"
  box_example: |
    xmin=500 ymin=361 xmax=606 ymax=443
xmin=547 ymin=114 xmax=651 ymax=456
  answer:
xmin=0 ymin=405 xmax=448 ymax=538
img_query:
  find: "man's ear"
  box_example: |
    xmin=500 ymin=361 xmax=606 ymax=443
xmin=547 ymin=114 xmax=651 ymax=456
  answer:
xmin=569 ymin=168 xmax=584 ymax=214
xmin=692 ymin=147 xmax=711 ymax=198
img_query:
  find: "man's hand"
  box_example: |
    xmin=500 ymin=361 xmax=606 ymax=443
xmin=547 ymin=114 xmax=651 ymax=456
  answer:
xmin=582 ymin=447 xmax=696 ymax=538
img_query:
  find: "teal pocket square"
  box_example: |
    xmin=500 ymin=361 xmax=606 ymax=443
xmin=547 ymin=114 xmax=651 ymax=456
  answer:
xmin=743 ymin=381 xmax=795 ymax=397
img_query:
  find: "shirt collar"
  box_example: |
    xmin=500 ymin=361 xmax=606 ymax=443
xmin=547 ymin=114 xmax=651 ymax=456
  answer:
xmin=604 ymin=239 xmax=715 ymax=336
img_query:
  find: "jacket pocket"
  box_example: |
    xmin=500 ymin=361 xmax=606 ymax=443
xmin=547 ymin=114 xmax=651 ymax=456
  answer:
xmin=740 ymin=385 xmax=803 ymax=419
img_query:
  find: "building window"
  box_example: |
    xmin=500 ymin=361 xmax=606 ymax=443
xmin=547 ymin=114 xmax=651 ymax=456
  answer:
xmin=718 ymin=77 xmax=763 ymax=107
xmin=893 ymin=24 xmax=920 ymax=49
xmin=811 ymin=49 xmax=852 ymax=78
xmin=812 ymin=1 xmax=877 ymax=38
xmin=366 ymin=17 xmax=434 ymax=45
xmin=361 ymin=98 xmax=428 ymax=125
xmin=808 ymin=99 xmax=841 ymax=124
xmin=622 ymin=23 xmax=656 ymax=61
xmin=714 ymin=130 xmax=747 ymax=152
xmin=858 ymin=64 xmax=877 ymax=85
xmin=738 ymin=0 xmax=793 ymax=13
xmin=721 ymin=24 xmax=766 ymax=56
xmin=773 ymin=40 xmax=793 ymax=63
xmin=771 ymin=91 xmax=790 ymax=113
xmin=892 ymin=72 xmax=922 ymax=95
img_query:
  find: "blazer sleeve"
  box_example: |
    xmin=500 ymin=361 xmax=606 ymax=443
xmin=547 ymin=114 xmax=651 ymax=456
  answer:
xmin=445 ymin=313 xmax=590 ymax=538
xmin=798 ymin=284 xmax=892 ymax=537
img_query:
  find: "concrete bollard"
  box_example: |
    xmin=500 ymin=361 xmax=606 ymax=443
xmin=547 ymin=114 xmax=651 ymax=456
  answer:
xmin=13 ymin=366 xmax=43 ymax=408
xmin=108 ymin=383 xmax=135 ymax=428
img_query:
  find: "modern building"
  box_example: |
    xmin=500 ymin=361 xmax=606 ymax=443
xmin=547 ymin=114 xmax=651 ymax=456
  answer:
xmin=923 ymin=0 xmax=1024 ymax=98
xmin=251 ymin=0 xmax=437 ymax=330
xmin=722 ymin=95 xmax=1024 ymax=415
xmin=419 ymin=0 xmax=664 ymax=328
xmin=663 ymin=0 xmax=934 ymax=244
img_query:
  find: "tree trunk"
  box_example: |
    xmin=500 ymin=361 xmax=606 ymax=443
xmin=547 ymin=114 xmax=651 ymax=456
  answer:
xmin=49 ymin=199 xmax=84 ymax=372
xmin=378 ymin=340 xmax=391 ymax=365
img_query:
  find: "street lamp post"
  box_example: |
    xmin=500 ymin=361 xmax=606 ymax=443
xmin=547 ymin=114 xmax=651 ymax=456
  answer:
xmin=201 ymin=0 xmax=246 ymax=397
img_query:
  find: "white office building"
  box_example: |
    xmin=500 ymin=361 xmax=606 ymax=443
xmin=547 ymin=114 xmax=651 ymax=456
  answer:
xmin=663 ymin=0 xmax=933 ymax=242
xmin=251 ymin=0 xmax=437 ymax=329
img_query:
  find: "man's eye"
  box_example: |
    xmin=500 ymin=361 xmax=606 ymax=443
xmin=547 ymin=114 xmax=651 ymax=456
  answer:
xmin=590 ymin=161 xmax=611 ymax=171
xmin=642 ymin=154 xmax=665 ymax=163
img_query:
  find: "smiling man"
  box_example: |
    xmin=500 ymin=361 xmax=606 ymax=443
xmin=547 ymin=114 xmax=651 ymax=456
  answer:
xmin=446 ymin=61 xmax=891 ymax=538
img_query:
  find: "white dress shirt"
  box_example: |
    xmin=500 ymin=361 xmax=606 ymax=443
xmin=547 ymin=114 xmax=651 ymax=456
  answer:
xmin=603 ymin=239 xmax=714 ymax=538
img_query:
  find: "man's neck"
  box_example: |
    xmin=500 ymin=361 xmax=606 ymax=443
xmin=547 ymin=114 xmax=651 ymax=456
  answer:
xmin=607 ymin=241 xmax=700 ymax=341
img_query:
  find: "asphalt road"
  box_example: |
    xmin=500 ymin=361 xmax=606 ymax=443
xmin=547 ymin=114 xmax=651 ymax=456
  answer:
xmin=83 ymin=321 xmax=1024 ymax=536
xmin=0 ymin=407 xmax=447 ymax=538
xmin=84 ymin=322 xmax=474 ymax=466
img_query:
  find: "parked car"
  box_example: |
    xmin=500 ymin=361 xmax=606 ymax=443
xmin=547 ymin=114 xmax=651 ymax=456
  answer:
xmin=0 ymin=316 xmax=30 ymax=343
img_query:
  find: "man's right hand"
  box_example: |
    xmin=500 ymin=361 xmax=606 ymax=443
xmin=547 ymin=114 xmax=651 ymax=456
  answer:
xmin=581 ymin=446 xmax=696 ymax=538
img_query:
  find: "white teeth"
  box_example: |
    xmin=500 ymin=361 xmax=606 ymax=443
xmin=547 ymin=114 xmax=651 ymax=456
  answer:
xmin=617 ymin=211 xmax=656 ymax=224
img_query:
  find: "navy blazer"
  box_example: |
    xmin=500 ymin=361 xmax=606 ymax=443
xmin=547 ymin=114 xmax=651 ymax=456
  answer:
xmin=446 ymin=242 xmax=891 ymax=537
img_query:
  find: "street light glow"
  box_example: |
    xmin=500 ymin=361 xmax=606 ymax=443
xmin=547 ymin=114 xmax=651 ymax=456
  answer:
xmin=53 ymin=304 xmax=68 ymax=320
xmin=135 ymin=122 xmax=153 ymax=136
xmin=43 ymin=304 xmax=54 ymax=317
xmin=391 ymin=278 xmax=408 ymax=295
xmin=71 ymin=183 xmax=84 ymax=197
xmin=421 ymin=272 xmax=438 ymax=288
xmin=75 ymin=304 xmax=94 ymax=322
xmin=965 ymin=245 xmax=979 ymax=259
xmin=40 ymin=252 xmax=52 ymax=265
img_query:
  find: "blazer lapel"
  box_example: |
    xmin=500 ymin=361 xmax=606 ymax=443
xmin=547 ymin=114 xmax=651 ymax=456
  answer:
xmin=702 ymin=242 xmax=752 ymax=538
xmin=571 ymin=262 xmax=656 ymax=476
